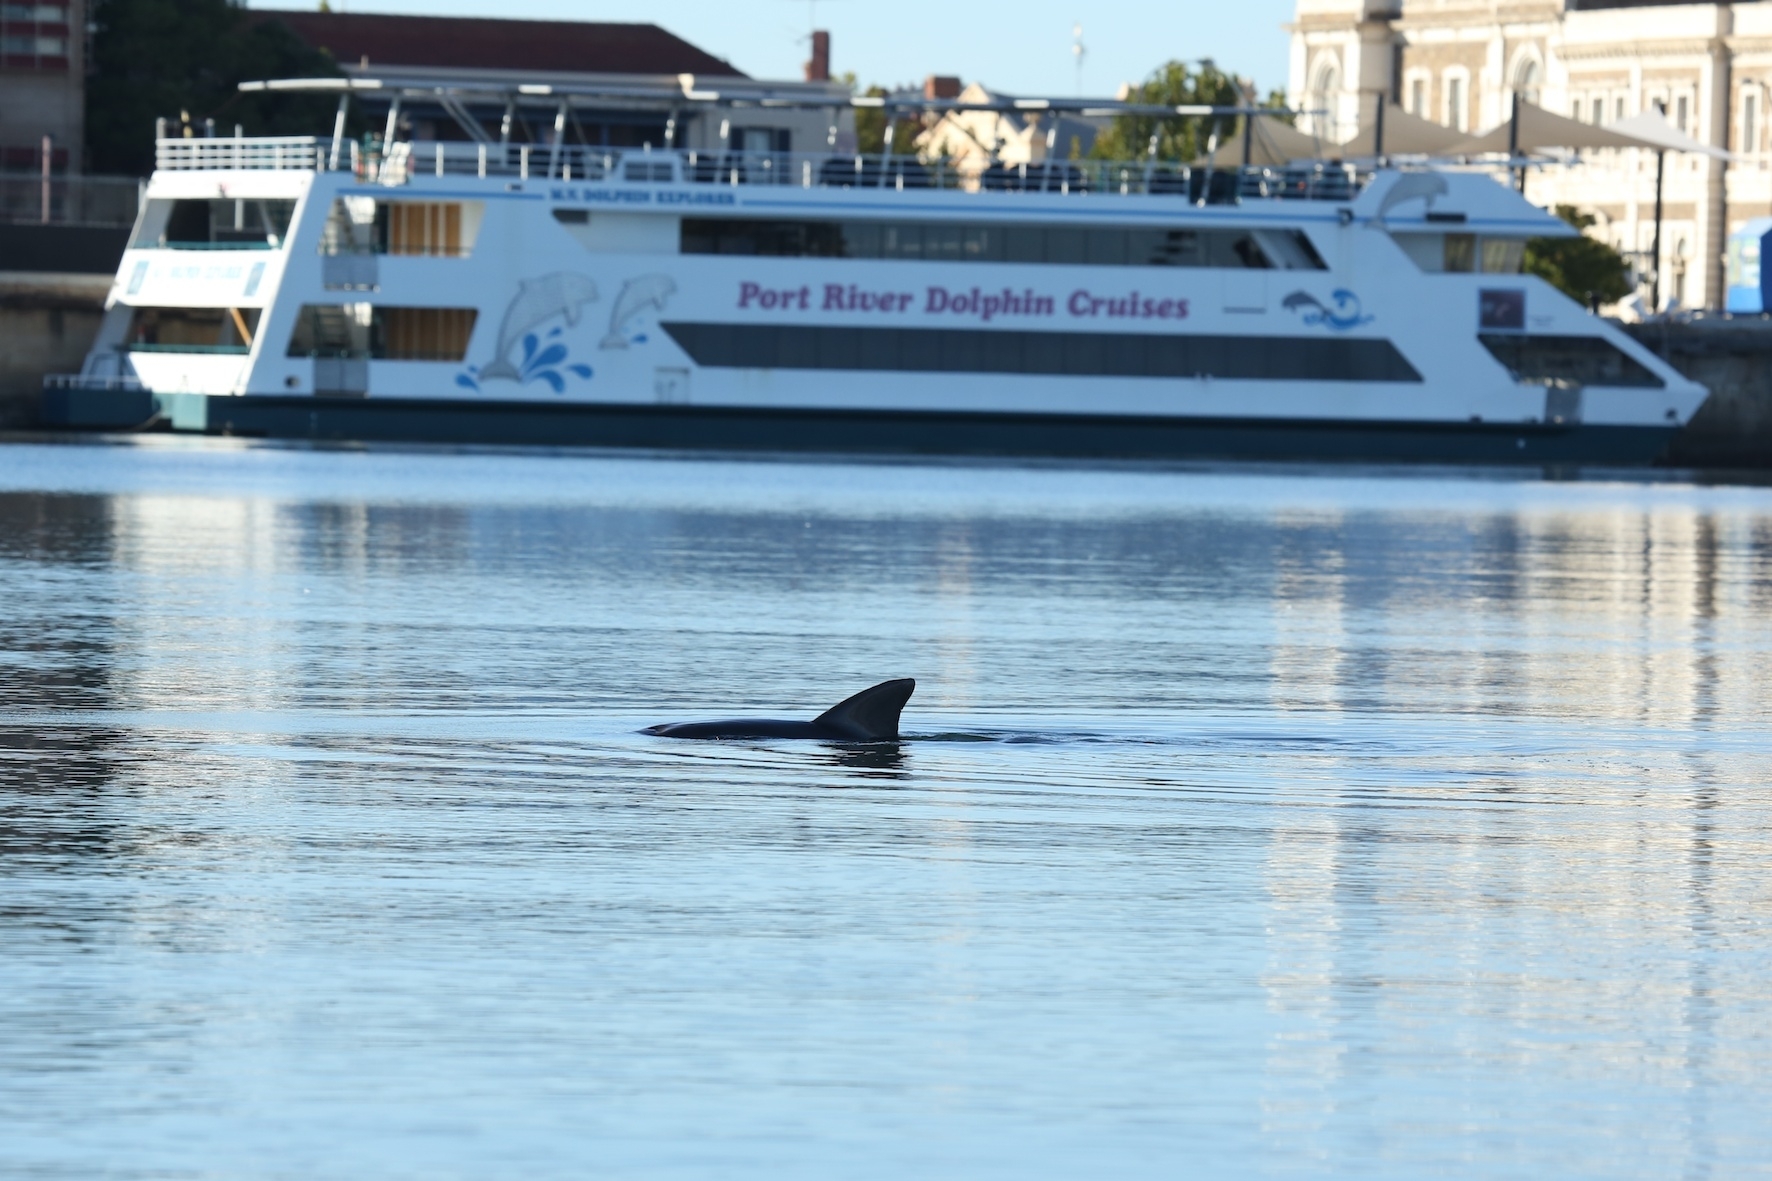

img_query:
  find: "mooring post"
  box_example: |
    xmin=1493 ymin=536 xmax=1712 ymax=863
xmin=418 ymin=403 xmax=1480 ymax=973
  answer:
xmin=1651 ymin=148 xmax=1666 ymax=311
xmin=39 ymin=134 xmax=52 ymax=225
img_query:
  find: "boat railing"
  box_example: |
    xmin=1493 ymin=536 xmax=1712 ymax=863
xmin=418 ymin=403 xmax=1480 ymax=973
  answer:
xmin=154 ymin=132 xmax=1373 ymax=204
xmin=372 ymin=144 xmax=1371 ymax=203
xmin=155 ymin=136 xmax=329 ymax=172
xmin=44 ymin=372 xmax=143 ymax=392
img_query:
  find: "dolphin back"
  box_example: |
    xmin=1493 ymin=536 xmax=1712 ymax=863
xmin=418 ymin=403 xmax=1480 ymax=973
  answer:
xmin=643 ymin=718 xmax=826 ymax=739
xmin=813 ymin=678 xmax=916 ymax=741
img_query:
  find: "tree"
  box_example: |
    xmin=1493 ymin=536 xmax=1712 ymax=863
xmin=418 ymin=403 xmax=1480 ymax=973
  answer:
xmin=1089 ymin=60 xmax=1248 ymax=163
xmin=843 ymin=76 xmax=923 ymax=156
xmin=87 ymin=0 xmax=345 ymax=175
xmin=1524 ymin=205 xmax=1632 ymax=306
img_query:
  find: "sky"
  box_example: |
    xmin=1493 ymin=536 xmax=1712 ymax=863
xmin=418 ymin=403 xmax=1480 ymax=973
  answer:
xmin=246 ymin=0 xmax=1299 ymax=98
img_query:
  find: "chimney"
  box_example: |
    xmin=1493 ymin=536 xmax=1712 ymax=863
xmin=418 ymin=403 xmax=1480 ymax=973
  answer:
xmin=924 ymin=75 xmax=962 ymax=100
xmin=805 ymin=30 xmax=830 ymax=82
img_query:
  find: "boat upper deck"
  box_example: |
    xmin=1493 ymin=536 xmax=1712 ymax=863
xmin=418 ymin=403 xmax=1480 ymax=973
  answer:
xmin=152 ymin=135 xmax=1369 ymax=205
xmin=154 ymin=73 xmax=1380 ymax=206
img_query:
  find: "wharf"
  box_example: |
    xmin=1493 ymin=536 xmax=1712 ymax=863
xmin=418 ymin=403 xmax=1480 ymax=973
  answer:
xmin=1 ymin=223 xmax=129 ymax=429
xmin=1625 ymin=316 xmax=1772 ymax=469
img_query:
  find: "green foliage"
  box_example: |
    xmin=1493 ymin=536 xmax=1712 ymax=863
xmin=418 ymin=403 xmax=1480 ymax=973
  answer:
xmin=844 ymin=77 xmax=922 ymax=156
xmin=1263 ymin=88 xmax=1295 ymax=126
xmin=1524 ymin=205 xmax=1632 ymax=306
xmin=87 ymin=0 xmax=345 ymax=175
xmin=1089 ymin=60 xmax=1244 ymax=162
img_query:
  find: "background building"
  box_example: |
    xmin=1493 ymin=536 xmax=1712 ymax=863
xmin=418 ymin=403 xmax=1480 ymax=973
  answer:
xmin=254 ymin=11 xmax=848 ymax=156
xmin=916 ymin=78 xmax=1105 ymax=184
xmin=1 ymin=0 xmax=84 ymax=173
xmin=1287 ymin=0 xmax=1772 ymax=311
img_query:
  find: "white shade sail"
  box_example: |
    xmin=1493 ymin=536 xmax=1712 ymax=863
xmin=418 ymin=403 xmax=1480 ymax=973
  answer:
xmin=1606 ymin=111 xmax=1731 ymax=159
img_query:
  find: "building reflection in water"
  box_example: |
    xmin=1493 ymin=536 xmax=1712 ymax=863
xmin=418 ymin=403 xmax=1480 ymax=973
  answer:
xmin=1256 ymin=501 xmax=1769 ymax=1167
xmin=0 ymin=491 xmax=125 ymax=874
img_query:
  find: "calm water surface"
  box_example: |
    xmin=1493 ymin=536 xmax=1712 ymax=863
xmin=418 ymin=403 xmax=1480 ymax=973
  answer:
xmin=2 ymin=438 xmax=1770 ymax=1178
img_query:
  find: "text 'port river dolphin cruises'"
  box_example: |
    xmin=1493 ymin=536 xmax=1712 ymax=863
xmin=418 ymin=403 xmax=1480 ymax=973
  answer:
xmin=48 ymin=71 xmax=1707 ymax=464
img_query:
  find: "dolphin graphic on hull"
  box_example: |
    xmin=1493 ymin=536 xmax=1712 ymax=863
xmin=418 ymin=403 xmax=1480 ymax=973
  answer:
xmin=601 ymin=274 xmax=677 ymax=349
xmin=644 ymin=678 xmax=915 ymax=741
xmin=480 ymin=272 xmax=599 ymax=382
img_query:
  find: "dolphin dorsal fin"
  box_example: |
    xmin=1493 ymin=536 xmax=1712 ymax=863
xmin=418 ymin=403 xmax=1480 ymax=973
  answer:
xmin=813 ymin=678 xmax=916 ymax=741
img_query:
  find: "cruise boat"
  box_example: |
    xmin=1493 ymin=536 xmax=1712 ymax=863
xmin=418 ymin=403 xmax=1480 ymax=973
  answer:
xmin=46 ymin=74 xmax=1709 ymax=464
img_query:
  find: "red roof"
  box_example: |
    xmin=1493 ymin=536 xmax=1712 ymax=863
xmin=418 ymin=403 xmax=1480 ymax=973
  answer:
xmin=250 ymin=10 xmax=748 ymax=78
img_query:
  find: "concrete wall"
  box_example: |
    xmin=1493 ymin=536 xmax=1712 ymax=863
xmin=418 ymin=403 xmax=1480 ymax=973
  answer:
xmin=0 ymin=272 xmax=107 ymax=428
xmin=1627 ymin=318 xmax=1772 ymax=468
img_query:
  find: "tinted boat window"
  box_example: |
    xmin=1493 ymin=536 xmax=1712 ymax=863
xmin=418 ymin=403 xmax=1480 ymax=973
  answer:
xmin=286 ymin=305 xmax=479 ymax=361
xmin=123 ymin=305 xmax=258 ymax=353
xmin=662 ymin=323 xmax=1419 ymax=382
xmin=133 ymin=198 xmax=296 ymax=250
xmin=681 ymin=219 xmax=1326 ymax=269
xmin=1479 ymin=334 xmax=1663 ymax=388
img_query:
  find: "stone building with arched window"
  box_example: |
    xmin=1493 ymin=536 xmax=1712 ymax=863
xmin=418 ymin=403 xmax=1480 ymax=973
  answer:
xmin=1288 ymin=0 xmax=1772 ymax=311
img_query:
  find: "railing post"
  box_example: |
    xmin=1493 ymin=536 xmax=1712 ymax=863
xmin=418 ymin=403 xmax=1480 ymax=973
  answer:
xmin=436 ymin=142 xmax=444 ymax=178
xmin=328 ymin=94 xmax=348 ymax=171
xmin=520 ymin=146 xmax=529 ymax=180
xmin=547 ymin=100 xmax=567 ymax=180
xmin=478 ymin=143 xmax=486 ymax=178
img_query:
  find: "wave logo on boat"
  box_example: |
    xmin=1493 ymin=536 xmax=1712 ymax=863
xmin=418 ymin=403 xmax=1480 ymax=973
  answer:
xmin=1281 ymin=289 xmax=1374 ymax=331
xmin=457 ymin=272 xmax=599 ymax=393
xmin=601 ymin=275 xmax=677 ymax=349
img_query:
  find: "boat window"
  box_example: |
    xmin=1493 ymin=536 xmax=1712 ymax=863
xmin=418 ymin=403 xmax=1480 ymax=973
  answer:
xmin=318 ymin=199 xmax=484 ymax=258
xmin=123 ymin=305 xmax=259 ymax=353
xmin=1253 ymin=228 xmax=1326 ymax=270
xmin=385 ymin=202 xmax=470 ymax=257
xmin=1480 ymin=238 xmax=1526 ymax=274
xmin=131 ymin=198 xmax=295 ymax=250
xmin=1393 ymin=231 xmax=1508 ymax=274
xmin=661 ymin=322 xmax=1420 ymax=382
xmin=1390 ymin=233 xmax=1444 ymax=272
xmin=286 ymin=304 xmax=478 ymax=361
xmin=681 ymin=219 xmax=1327 ymax=270
xmin=1443 ymin=234 xmax=1476 ymax=273
xmin=1478 ymin=334 xmax=1663 ymax=388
